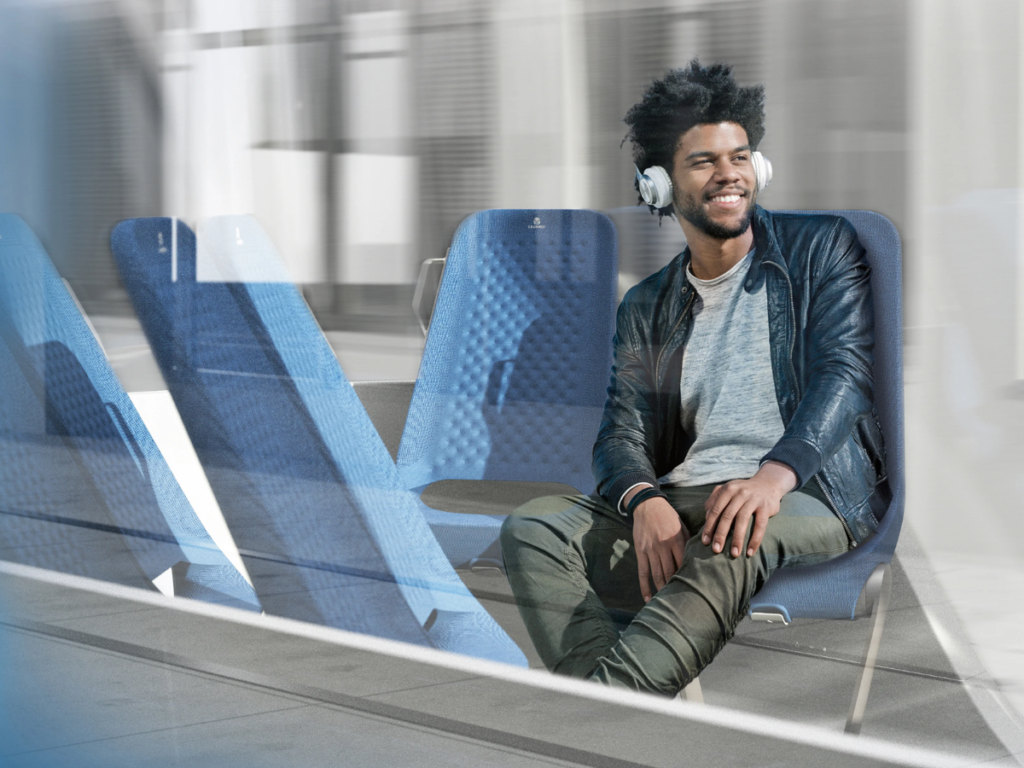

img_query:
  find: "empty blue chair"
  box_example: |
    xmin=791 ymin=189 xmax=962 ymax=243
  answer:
xmin=111 ymin=215 xmax=526 ymax=665
xmin=743 ymin=210 xmax=904 ymax=734
xmin=0 ymin=214 xmax=259 ymax=610
xmin=398 ymin=210 xmax=618 ymax=566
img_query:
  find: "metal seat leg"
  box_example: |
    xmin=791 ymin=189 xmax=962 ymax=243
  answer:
xmin=682 ymin=676 xmax=704 ymax=704
xmin=845 ymin=563 xmax=892 ymax=735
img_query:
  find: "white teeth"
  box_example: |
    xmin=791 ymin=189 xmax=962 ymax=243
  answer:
xmin=710 ymin=194 xmax=741 ymax=203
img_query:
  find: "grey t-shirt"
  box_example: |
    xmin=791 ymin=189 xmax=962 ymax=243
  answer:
xmin=659 ymin=250 xmax=786 ymax=487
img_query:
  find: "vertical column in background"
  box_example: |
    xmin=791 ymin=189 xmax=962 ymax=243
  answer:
xmin=338 ymin=10 xmax=417 ymax=285
xmin=170 ymin=0 xmax=325 ymax=284
xmin=250 ymin=1 xmax=325 ymax=285
xmin=412 ymin=1 xmax=494 ymax=272
xmin=0 ymin=3 xmax=57 ymax=237
xmin=559 ymin=0 xmax=590 ymax=210
xmin=162 ymin=3 xmax=192 ymax=223
xmin=1019 ymin=1 xmax=1024 ymax=381
xmin=492 ymin=0 xmax=591 ymax=210
xmin=188 ymin=1 xmax=258 ymax=224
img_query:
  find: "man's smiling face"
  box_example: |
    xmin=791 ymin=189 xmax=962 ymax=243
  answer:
xmin=671 ymin=121 xmax=757 ymax=240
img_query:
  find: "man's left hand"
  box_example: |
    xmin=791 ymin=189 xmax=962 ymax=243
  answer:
xmin=702 ymin=461 xmax=798 ymax=558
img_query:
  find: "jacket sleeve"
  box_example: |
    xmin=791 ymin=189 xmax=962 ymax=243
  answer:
xmin=762 ymin=218 xmax=874 ymax=486
xmin=592 ymin=293 xmax=662 ymax=513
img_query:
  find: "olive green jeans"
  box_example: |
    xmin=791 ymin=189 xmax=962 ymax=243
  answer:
xmin=499 ymin=483 xmax=850 ymax=696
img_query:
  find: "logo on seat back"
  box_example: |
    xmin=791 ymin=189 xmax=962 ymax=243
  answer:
xmin=528 ymin=216 xmax=545 ymax=230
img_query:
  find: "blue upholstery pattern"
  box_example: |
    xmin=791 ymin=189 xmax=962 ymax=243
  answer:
xmin=397 ymin=210 xmax=618 ymax=564
xmin=0 ymin=214 xmax=259 ymax=610
xmin=749 ymin=210 xmax=904 ymax=621
xmin=111 ymin=216 xmax=526 ymax=665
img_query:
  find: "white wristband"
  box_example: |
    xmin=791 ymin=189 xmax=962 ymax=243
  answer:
xmin=617 ymin=482 xmax=654 ymax=517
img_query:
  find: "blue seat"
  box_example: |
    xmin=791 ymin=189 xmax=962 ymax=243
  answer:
xmin=111 ymin=215 xmax=527 ymax=665
xmin=744 ymin=210 xmax=904 ymax=734
xmin=0 ymin=214 xmax=259 ymax=610
xmin=397 ymin=210 xmax=618 ymax=566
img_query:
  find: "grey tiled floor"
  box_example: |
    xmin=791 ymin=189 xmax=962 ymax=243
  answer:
xmin=75 ymin=315 xmax=1024 ymax=765
xmin=0 ymin=569 xmax=1003 ymax=768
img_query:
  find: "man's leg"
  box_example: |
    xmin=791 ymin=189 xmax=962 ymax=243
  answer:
xmin=500 ymin=488 xmax=717 ymax=676
xmin=500 ymin=494 xmax=646 ymax=676
xmin=588 ymin=485 xmax=850 ymax=695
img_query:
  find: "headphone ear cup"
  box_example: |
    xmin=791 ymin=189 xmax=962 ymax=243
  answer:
xmin=637 ymin=165 xmax=673 ymax=209
xmin=752 ymin=151 xmax=773 ymax=192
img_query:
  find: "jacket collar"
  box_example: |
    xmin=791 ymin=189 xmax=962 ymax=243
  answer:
xmin=752 ymin=205 xmax=784 ymax=267
xmin=672 ymin=205 xmax=781 ymax=295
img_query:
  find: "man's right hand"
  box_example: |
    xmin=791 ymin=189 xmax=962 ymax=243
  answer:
xmin=628 ymin=489 xmax=687 ymax=603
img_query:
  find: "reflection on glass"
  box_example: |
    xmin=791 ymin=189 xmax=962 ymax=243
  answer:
xmin=111 ymin=215 xmax=526 ymax=665
xmin=0 ymin=214 xmax=259 ymax=609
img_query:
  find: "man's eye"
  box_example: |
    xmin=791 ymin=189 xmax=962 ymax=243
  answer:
xmin=733 ymin=155 xmax=749 ymax=162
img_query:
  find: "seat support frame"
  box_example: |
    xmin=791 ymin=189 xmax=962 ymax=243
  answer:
xmin=683 ymin=562 xmax=893 ymax=730
xmin=682 ymin=678 xmax=704 ymax=704
xmin=845 ymin=562 xmax=892 ymax=734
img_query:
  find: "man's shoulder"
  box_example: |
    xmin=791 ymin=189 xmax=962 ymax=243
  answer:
xmin=757 ymin=208 xmax=861 ymax=270
xmin=761 ymin=208 xmax=856 ymax=242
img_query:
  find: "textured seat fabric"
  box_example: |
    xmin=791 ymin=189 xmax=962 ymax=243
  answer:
xmin=748 ymin=210 xmax=904 ymax=621
xmin=0 ymin=214 xmax=259 ymax=610
xmin=111 ymin=216 xmax=526 ymax=665
xmin=397 ymin=210 xmax=618 ymax=565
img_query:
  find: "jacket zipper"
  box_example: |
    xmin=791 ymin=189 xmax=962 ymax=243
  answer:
xmin=763 ymin=260 xmax=856 ymax=545
xmin=763 ymin=261 xmax=801 ymax=401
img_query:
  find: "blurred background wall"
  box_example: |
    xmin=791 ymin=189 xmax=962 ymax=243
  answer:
xmin=1 ymin=0 xmax=1023 ymax=701
xmin=0 ymin=0 xmax=912 ymax=325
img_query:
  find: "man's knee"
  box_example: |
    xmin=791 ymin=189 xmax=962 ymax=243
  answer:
xmin=500 ymin=505 xmax=553 ymax=563
xmin=675 ymin=530 xmax=773 ymax=586
xmin=500 ymin=494 xmax=584 ymax=563
xmin=499 ymin=511 xmax=532 ymax=553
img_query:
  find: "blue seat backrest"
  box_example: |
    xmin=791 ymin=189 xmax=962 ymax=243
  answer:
xmin=397 ymin=210 xmax=618 ymax=493
xmin=750 ymin=209 xmax=904 ymax=620
xmin=0 ymin=214 xmax=258 ymax=609
xmin=111 ymin=216 xmax=526 ymax=665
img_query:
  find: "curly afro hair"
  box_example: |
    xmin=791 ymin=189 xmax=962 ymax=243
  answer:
xmin=624 ymin=60 xmax=765 ymax=213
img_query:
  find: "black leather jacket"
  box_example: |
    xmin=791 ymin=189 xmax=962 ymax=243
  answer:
xmin=593 ymin=206 xmax=890 ymax=544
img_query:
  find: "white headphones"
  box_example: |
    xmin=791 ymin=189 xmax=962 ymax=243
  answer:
xmin=635 ymin=151 xmax=773 ymax=209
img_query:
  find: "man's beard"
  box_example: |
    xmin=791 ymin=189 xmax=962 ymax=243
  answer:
xmin=675 ymin=188 xmax=755 ymax=240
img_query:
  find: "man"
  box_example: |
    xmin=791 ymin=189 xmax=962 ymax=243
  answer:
xmin=500 ymin=60 xmax=890 ymax=695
